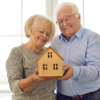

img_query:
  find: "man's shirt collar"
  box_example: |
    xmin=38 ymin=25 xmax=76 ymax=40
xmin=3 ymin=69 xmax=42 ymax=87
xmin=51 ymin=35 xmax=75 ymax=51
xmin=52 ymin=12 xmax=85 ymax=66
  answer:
xmin=59 ymin=26 xmax=84 ymax=42
xmin=75 ymin=26 xmax=84 ymax=38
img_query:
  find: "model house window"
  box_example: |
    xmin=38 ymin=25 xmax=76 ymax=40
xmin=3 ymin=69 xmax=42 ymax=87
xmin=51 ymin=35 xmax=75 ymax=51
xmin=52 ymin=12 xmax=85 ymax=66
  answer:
xmin=48 ymin=52 xmax=52 ymax=58
xmin=43 ymin=64 xmax=48 ymax=70
xmin=53 ymin=64 xmax=58 ymax=70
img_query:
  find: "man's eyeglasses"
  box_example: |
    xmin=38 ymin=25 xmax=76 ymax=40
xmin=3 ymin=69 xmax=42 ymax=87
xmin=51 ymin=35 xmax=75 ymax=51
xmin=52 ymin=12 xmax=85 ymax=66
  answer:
xmin=56 ymin=13 xmax=77 ymax=26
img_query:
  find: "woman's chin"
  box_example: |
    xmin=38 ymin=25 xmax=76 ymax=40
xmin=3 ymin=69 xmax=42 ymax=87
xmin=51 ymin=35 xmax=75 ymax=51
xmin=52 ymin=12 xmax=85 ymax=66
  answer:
xmin=38 ymin=44 xmax=45 ymax=47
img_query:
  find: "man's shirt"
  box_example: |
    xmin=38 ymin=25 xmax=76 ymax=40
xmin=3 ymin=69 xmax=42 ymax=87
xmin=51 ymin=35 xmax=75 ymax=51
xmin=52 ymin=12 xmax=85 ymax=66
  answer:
xmin=50 ymin=26 xmax=100 ymax=96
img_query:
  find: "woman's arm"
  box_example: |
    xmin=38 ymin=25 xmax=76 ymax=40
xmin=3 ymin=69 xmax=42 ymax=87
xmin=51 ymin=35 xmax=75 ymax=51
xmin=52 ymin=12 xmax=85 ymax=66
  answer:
xmin=18 ymin=68 xmax=51 ymax=92
xmin=6 ymin=47 xmax=51 ymax=94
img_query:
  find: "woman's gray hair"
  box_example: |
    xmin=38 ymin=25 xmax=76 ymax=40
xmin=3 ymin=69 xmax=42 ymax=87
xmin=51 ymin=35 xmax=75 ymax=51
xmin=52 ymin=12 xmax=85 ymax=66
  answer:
xmin=24 ymin=15 xmax=55 ymax=42
xmin=54 ymin=2 xmax=80 ymax=21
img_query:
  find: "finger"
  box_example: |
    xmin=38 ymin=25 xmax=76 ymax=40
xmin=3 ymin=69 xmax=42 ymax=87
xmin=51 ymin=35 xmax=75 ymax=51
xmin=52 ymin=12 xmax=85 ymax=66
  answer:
xmin=56 ymin=69 xmax=70 ymax=80
xmin=55 ymin=77 xmax=64 ymax=80
xmin=54 ymin=76 xmax=63 ymax=80
xmin=62 ymin=65 xmax=70 ymax=71
xmin=39 ymin=78 xmax=49 ymax=82
xmin=35 ymin=68 xmax=39 ymax=75
xmin=54 ymin=77 xmax=59 ymax=80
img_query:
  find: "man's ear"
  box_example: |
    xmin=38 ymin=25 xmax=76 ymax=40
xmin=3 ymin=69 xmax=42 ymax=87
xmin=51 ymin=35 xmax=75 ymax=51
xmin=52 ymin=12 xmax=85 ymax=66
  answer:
xmin=78 ymin=14 xmax=81 ymax=19
xmin=78 ymin=14 xmax=81 ymax=22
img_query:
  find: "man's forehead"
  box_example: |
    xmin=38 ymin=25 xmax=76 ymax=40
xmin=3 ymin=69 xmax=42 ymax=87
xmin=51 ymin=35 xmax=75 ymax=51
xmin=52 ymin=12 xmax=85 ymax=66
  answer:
xmin=57 ymin=7 xmax=72 ymax=19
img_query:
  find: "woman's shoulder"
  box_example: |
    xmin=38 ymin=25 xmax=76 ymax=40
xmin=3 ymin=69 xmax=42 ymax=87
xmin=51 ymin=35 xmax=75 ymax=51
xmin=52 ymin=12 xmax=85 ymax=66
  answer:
xmin=44 ymin=46 xmax=47 ymax=50
xmin=10 ymin=45 xmax=22 ymax=54
xmin=7 ymin=45 xmax=23 ymax=60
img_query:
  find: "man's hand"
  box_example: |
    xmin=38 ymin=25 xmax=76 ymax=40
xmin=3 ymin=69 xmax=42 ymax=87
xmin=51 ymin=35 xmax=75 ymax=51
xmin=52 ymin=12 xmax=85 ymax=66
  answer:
xmin=55 ymin=65 xmax=73 ymax=80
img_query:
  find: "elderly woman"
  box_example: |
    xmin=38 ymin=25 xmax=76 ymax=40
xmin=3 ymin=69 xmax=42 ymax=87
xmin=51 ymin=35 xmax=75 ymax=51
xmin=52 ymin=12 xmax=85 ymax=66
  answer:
xmin=6 ymin=15 xmax=56 ymax=100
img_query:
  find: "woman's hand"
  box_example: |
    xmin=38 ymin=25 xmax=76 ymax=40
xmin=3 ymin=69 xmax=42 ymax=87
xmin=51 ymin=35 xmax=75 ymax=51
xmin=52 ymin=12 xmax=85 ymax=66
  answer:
xmin=19 ymin=68 xmax=52 ymax=92
xmin=32 ymin=68 xmax=52 ymax=82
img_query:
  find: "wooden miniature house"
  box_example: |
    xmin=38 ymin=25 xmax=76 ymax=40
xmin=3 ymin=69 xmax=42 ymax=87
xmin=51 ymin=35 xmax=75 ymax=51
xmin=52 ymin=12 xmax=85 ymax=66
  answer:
xmin=36 ymin=46 xmax=64 ymax=78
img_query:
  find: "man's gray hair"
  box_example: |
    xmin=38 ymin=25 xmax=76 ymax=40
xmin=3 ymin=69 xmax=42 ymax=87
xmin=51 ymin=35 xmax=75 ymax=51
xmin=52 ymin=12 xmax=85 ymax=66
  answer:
xmin=54 ymin=2 xmax=80 ymax=21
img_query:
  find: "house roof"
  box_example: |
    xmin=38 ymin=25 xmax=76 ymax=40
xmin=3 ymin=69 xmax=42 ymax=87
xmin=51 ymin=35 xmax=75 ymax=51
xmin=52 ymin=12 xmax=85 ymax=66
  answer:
xmin=36 ymin=46 xmax=64 ymax=61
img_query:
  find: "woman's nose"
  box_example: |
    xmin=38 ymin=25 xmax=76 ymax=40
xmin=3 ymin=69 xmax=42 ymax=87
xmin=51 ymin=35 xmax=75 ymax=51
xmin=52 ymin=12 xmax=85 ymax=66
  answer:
xmin=42 ymin=33 xmax=46 ymax=38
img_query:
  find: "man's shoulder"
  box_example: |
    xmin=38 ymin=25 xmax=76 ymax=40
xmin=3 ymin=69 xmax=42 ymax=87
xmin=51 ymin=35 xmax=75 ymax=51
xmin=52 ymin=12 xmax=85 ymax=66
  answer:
xmin=50 ymin=34 xmax=64 ymax=49
xmin=82 ymin=28 xmax=100 ymax=44
xmin=52 ymin=34 xmax=61 ymax=42
xmin=84 ymin=28 xmax=99 ymax=36
xmin=82 ymin=28 xmax=100 ymax=39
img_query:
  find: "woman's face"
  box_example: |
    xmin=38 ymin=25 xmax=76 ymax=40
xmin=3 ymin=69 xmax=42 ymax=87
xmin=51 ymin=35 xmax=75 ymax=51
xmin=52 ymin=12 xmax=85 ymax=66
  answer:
xmin=30 ymin=27 xmax=51 ymax=47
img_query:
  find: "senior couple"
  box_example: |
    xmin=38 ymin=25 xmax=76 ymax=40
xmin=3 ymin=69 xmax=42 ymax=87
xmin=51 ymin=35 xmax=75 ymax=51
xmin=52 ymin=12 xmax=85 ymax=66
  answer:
xmin=6 ymin=2 xmax=100 ymax=100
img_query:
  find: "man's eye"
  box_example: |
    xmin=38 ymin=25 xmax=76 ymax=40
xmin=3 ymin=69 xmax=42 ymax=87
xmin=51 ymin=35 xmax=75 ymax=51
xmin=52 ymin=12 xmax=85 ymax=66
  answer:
xmin=59 ymin=21 xmax=62 ymax=24
xmin=65 ymin=18 xmax=69 ymax=21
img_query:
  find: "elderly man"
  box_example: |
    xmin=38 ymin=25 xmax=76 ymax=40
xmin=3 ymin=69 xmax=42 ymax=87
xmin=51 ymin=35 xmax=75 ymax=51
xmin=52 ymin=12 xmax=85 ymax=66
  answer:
xmin=50 ymin=2 xmax=100 ymax=100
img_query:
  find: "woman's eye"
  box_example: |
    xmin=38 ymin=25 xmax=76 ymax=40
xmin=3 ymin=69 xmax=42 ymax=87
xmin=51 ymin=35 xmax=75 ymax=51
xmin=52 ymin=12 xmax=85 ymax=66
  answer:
xmin=39 ymin=31 xmax=44 ymax=33
xmin=46 ymin=33 xmax=50 ymax=36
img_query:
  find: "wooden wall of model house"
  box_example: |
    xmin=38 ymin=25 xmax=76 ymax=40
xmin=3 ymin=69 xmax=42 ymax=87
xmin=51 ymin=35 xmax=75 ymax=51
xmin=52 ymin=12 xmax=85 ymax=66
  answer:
xmin=38 ymin=48 xmax=63 ymax=77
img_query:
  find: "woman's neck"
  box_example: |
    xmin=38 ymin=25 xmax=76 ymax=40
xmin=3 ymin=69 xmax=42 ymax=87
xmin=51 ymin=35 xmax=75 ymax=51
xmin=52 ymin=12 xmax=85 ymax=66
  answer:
xmin=23 ymin=41 xmax=43 ymax=53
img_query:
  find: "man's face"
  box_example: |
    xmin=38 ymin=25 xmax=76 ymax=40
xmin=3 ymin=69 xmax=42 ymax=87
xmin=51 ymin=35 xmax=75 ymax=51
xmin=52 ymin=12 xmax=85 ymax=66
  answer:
xmin=57 ymin=6 xmax=81 ymax=41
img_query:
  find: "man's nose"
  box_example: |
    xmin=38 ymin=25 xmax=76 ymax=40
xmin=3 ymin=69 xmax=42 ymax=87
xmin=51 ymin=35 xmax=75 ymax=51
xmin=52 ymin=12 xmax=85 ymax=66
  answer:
xmin=62 ymin=20 xmax=68 ymax=26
